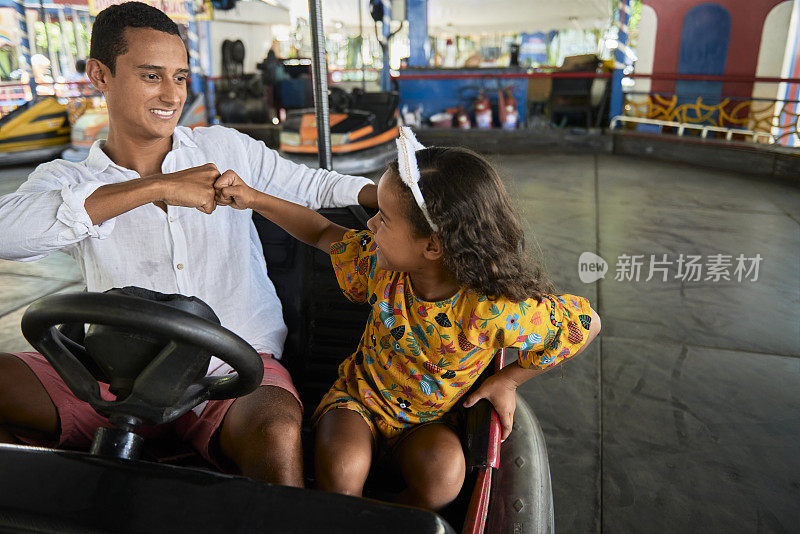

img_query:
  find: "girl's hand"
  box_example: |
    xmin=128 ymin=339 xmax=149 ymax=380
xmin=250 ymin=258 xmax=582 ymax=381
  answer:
xmin=214 ymin=170 xmax=257 ymax=210
xmin=462 ymin=374 xmax=517 ymax=441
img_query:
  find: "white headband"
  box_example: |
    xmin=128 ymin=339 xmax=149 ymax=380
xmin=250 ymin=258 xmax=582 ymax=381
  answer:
xmin=395 ymin=126 xmax=439 ymax=232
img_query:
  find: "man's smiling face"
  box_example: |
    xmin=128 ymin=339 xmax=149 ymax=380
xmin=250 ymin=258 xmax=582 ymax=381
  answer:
xmin=99 ymin=27 xmax=189 ymax=142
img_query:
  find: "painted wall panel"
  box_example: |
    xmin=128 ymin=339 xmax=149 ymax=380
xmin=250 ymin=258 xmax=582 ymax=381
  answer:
xmin=676 ymin=3 xmax=731 ymax=103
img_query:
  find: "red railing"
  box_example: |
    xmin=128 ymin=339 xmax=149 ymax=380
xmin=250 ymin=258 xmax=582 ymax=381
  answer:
xmin=393 ymin=71 xmax=800 ymax=84
xmin=629 ymin=73 xmax=800 ymax=84
xmin=394 ymin=71 xmax=610 ymax=80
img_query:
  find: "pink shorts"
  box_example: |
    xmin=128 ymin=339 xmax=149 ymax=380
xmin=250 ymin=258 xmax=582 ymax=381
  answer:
xmin=12 ymin=351 xmax=300 ymax=470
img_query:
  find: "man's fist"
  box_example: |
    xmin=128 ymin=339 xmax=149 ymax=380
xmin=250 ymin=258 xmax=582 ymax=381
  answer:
xmin=159 ymin=163 xmax=220 ymax=214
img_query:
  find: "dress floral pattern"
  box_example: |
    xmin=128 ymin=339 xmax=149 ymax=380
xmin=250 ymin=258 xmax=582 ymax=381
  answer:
xmin=312 ymin=230 xmax=593 ymax=440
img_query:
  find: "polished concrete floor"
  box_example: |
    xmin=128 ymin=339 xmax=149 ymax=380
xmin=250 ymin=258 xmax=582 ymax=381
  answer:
xmin=1 ymin=154 xmax=798 ymax=533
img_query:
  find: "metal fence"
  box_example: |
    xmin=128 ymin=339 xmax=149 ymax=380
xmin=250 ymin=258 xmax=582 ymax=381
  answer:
xmin=619 ymin=74 xmax=800 ymax=146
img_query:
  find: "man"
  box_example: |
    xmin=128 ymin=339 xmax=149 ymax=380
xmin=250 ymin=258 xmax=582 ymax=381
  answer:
xmin=0 ymin=2 xmax=377 ymax=487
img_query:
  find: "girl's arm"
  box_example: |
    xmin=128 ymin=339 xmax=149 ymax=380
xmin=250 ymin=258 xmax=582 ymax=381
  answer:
xmin=215 ymin=170 xmax=348 ymax=252
xmin=463 ymin=307 xmax=601 ymax=440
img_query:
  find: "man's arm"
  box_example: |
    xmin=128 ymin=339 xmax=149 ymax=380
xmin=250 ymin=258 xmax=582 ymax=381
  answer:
xmin=84 ymin=163 xmax=221 ymax=225
xmin=243 ymin=133 xmax=377 ymax=209
xmin=0 ymin=163 xmax=221 ymax=261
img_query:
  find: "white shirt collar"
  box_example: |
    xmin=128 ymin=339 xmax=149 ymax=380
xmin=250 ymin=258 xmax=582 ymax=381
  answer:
xmin=84 ymin=126 xmax=199 ymax=174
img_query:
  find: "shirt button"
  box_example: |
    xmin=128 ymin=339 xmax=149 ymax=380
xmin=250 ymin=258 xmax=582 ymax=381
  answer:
xmin=169 ymin=217 xmax=174 ymax=223
xmin=176 ymin=263 xmax=184 ymax=270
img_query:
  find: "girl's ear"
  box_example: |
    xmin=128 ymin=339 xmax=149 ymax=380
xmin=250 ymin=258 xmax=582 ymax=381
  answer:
xmin=85 ymin=59 xmax=110 ymax=93
xmin=422 ymin=234 xmax=444 ymax=261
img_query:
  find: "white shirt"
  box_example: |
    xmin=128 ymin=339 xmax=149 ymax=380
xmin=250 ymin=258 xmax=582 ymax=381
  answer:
xmin=0 ymin=125 xmax=373 ymax=365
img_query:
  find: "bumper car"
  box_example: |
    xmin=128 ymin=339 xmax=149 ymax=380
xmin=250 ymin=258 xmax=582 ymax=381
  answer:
xmin=61 ymin=106 xmax=108 ymax=162
xmin=0 ymin=208 xmax=553 ymax=534
xmin=280 ymin=88 xmax=400 ymax=175
xmin=0 ymin=97 xmax=71 ymax=166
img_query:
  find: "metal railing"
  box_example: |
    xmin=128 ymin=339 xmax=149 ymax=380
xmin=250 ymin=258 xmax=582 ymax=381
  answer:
xmin=610 ymin=115 xmax=775 ymax=143
xmin=619 ymin=73 xmax=800 ymax=146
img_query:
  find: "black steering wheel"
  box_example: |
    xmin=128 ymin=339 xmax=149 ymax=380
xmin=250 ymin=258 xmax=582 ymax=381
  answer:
xmin=21 ymin=291 xmax=263 ymax=428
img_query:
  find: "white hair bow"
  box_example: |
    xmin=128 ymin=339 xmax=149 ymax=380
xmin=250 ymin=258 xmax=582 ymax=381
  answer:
xmin=395 ymin=126 xmax=439 ymax=232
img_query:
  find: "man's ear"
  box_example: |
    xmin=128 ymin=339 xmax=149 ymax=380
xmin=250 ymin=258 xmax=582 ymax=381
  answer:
xmin=422 ymin=234 xmax=445 ymax=261
xmin=85 ymin=58 xmax=111 ymax=92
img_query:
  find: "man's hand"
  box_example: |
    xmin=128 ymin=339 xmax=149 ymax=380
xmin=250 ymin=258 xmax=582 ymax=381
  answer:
xmin=462 ymin=374 xmax=518 ymax=441
xmin=214 ymin=170 xmax=258 ymax=210
xmin=156 ymin=163 xmax=221 ymax=214
xmin=85 ymin=163 xmax=221 ymax=224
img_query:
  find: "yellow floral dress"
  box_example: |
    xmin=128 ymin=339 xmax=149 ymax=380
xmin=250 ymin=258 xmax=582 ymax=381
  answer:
xmin=312 ymin=230 xmax=594 ymax=441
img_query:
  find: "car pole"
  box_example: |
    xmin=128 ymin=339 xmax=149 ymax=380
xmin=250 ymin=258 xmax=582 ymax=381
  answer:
xmin=308 ymin=0 xmax=332 ymax=170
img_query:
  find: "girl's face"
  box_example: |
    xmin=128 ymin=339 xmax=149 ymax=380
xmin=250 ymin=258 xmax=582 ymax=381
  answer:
xmin=367 ymin=172 xmax=431 ymax=272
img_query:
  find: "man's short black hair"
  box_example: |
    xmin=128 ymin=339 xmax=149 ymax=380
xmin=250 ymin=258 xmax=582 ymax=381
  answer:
xmin=90 ymin=1 xmax=181 ymax=74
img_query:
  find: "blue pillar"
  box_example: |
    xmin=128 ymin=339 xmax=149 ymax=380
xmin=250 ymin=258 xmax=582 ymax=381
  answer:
xmin=609 ymin=0 xmax=631 ymax=122
xmin=202 ymin=19 xmax=216 ymax=124
xmin=407 ymin=0 xmax=428 ymax=67
xmin=381 ymin=0 xmax=391 ymax=91
xmin=12 ymin=0 xmax=35 ymax=96
xmin=184 ymin=1 xmax=204 ymax=96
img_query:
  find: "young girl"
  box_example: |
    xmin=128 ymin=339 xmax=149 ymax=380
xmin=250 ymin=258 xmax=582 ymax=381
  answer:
xmin=214 ymin=127 xmax=600 ymax=510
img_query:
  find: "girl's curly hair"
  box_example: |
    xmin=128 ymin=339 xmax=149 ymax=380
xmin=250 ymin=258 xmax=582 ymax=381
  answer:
xmin=387 ymin=146 xmax=554 ymax=302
